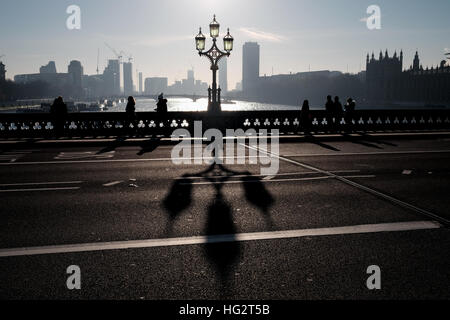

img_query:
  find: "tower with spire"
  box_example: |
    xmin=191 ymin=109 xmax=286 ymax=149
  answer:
xmin=413 ymin=51 xmax=420 ymax=71
xmin=365 ymin=49 xmax=450 ymax=105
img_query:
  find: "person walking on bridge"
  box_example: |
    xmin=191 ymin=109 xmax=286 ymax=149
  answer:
xmin=325 ymin=95 xmax=334 ymax=132
xmin=156 ymin=93 xmax=168 ymax=113
xmin=50 ymin=96 xmax=68 ymax=137
xmin=125 ymin=96 xmax=137 ymax=134
xmin=344 ymin=98 xmax=356 ymax=132
xmin=300 ymin=100 xmax=311 ymax=135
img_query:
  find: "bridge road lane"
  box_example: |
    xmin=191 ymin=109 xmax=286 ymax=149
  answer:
xmin=278 ymin=138 xmax=450 ymax=220
xmin=0 ymin=138 xmax=449 ymax=299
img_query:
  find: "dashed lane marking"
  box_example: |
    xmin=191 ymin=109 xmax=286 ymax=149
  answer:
xmin=103 ymin=181 xmax=124 ymax=187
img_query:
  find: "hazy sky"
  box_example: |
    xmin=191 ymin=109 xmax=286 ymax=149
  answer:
xmin=1 ymin=0 xmax=449 ymax=89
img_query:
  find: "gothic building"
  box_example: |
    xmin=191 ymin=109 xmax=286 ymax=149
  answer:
xmin=366 ymin=50 xmax=450 ymax=106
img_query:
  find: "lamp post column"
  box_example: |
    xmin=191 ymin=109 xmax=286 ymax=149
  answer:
xmin=195 ymin=16 xmax=234 ymax=114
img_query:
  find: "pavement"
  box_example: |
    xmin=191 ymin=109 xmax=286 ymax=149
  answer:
xmin=0 ymin=132 xmax=449 ymax=300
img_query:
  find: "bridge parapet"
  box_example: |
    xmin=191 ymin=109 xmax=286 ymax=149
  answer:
xmin=1 ymin=110 xmax=449 ymax=138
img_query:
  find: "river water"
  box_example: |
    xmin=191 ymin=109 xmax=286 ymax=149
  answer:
xmin=2 ymin=97 xmax=446 ymax=113
xmin=108 ymin=98 xmax=300 ymax=112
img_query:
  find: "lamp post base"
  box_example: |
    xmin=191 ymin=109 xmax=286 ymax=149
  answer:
xmin=208 ymin=101 xmax=222 ymax=114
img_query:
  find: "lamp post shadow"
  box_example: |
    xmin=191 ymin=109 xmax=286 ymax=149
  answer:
xmin=162 ymin=163 xmax=275 ymax=297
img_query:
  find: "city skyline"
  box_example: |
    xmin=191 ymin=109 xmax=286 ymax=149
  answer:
xmin=1 ymin=0 xmax=449 ymax=90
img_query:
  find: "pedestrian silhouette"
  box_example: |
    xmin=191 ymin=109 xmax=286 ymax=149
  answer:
xmin=300 ymin=99 xmax=311 ymax=134
xmin=333 ymin=96 xmax=343 ymax=131
xmin=325 ymin=95 xmax=334 ymax=131
xmin=156 ymin=93 xmax=168 ymax=113
xmin=344 ymin=98 xmax=356 ymax=132
xmin=125 ymin=96 xmax=137 ymax=134
xmin=50 ymin=96 xmax=68 ymax=136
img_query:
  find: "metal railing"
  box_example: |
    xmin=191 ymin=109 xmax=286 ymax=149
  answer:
xmin=1 ymin=110 xmax=450 ymax=138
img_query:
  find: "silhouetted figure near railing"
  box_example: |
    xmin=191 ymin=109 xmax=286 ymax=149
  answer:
xmin=125 ymin=96 xmax=137 ymax=134
xmin=325 ymin=95 xmax=334 ymax=132
xmin=156 ymin=93 xmax=168 ymax=113
xmin=50 ymin=96 xmax=67 ymax=137
xmin=333 ymin=96 xmax=344 ymax=131
xmin=300 ymin=99 xmax=311 ymax=134
xmin=344 ymin=98 xmax=356 ymax=132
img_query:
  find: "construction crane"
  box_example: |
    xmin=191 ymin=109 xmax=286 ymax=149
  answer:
xmin=104 ymin=43 xmax=124 ymax=64
xmin=96 ymin=49 xmax=100 ymax=75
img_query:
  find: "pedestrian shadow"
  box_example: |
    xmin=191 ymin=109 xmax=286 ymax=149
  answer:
xmin=162 ymin=174 xmax=193 ymax=234
xmin=305 ymin=135 xmax=340 ymax=152
xmin=162 ymin=163 xmax=275 ymax=295
xmin=204 ymin=186 xmax=240 ymax=298
xmin=357 ymin=133 xmax=398 ymax=147
xmin=137 ymin=137 xmax=161 ymax=156
xmin=97 ymin=137 xmax=125 ymax=154
xmin=341 ymin=133 xmax=383 ymax=149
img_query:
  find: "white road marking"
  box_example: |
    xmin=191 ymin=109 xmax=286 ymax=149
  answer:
xmin=282 ymin=150 xmax=450 ymax=157
xmin=1 ymin=149 xmax=449 ymax=166
xmin=0 ymin=181 xmax=82 ymax=187
xmin=0 ymin=155 xmax=269 ymax=166
xmin=0 ymin=150 xmax=35 ymax=163
xmin=55 ymin=151 xmax=115 ymax=160
xmin=0 ymin=187 xmax=80 ymax=193
xmin=103 ymin=181 xmax=124 ymax=187
xmin=184 ymin=175 xmax=376 ymax=186
xmin=176 ymin=170 xmax=361 ymax=181
xmin=243 ymin=144 xmax=450 ymax=226
xmin=0 ymin=221 xmax=440 ymax=258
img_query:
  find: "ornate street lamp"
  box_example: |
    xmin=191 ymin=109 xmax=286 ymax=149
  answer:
xmin=195 ymin=15 xmax=234 ymax=113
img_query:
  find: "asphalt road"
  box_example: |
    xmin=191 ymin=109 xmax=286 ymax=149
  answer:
xmin=0 ymin=134 xmax=449 ymax=300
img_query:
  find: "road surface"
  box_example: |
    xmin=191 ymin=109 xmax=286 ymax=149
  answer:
xmin=0 ymin=133 xmax=449 ymax=300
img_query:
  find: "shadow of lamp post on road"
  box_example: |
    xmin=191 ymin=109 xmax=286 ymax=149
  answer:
xmin=163 ymin=162 xmax=275 ymax=296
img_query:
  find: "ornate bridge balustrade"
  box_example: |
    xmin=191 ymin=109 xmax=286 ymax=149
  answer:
xmin=0 ymin=109 xmax=450 ymax=138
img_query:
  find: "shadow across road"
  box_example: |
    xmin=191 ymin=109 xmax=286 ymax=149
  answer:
xmin=163 ymin=163 xmax=275 ymax=296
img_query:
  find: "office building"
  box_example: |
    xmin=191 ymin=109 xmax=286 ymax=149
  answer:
xmin=40 ymin=61 xmax=57 ymax=74
xmin=103 ymin=59 xmax=121 ymax=96
xmin=123 ymin=62 xmax=133 ymax=96
xmin=145 ymin=77 xmax=168 ymax=95
xmin=139 ymin=72 xmax=143 ymax=94
xmin=68 ymin=60 xmax=83 ymax=96
xmin=242 ymin=42 xmax=260 ymax=94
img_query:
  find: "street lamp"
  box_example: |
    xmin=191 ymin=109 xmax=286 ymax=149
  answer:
xmin=195 ymin=15 xmax=234 ymax=113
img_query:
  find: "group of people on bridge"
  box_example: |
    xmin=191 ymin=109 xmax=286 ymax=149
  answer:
xmin=300 ymin=96 xmax=356 ymax=133
xmin=49 ymin=93 xmax=356 ymax=136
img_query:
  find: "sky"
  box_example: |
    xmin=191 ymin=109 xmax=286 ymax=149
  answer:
xmin=0 ymin=0 xmax=449 ymax=90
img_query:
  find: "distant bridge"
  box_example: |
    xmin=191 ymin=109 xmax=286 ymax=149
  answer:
xmin=138 ymin=94 xmax=208 ymax=102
